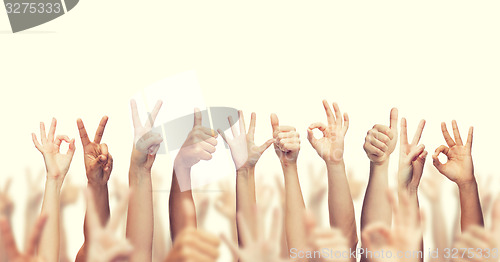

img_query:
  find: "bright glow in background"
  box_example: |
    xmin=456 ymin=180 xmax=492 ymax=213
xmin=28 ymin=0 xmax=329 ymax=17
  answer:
xmin=1 ymin=1 xmax=499 ymax=261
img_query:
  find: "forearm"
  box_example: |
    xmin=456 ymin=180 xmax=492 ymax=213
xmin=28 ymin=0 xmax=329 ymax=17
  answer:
xmin=282 ymin=163 xmax=307 ymax=250
xmin=75 ymin=183 xmax=110 ymax=262
xmin=431 ymin=201 xmax=449 ymax=262
xmin=236 ymin=168 xmax=256 ymax=246
xmin=457 ymin=180 xmax=484 ymax=231
xmin=169 ymin=168 xmax=196 ymax=241
xmin=59 ymin=207 xmax=70 ymax=262
xmin=326 ymin=161 xmax=357 ymax=249
xmin=24 ymin=203 xmax=38 ymax=249
xmin=361 ymin=162 xmax=391 ymax=231
xmin=39 ymin=178 xmax=62 ymax=262
xmin=153 ymin=201 xmax=168 ymax=262
xmin=127 ymin=165 xmax=154 ymax=262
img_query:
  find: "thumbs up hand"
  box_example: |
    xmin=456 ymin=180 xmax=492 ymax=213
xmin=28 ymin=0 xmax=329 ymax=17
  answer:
xmin=271 ymin=114 xmax=300 ymax=166
xmin=363 ymin=108 xmax=399 ymax=165
xmin=174 ymin=108 xmax=218 ymax=171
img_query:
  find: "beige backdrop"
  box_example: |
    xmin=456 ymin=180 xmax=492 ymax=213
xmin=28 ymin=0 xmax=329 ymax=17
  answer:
xmin=1 ymin=1 xmax=499 ymax=261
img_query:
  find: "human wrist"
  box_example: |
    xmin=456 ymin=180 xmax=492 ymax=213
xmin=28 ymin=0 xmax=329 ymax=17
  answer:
xmin=45 ymin=175 xmax=64 ymax=189
xmin=457 ymin=178 xmax=477 ymax=192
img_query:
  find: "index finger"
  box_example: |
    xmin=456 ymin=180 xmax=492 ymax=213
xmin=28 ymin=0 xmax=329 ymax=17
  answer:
xmin=400 ymin=118 xmax=408 ymax=146
xmin=194 ymin=108 xmax=202 ymax=127
xmin=322 ymin=100 xmax=335 ymax=125
xmin=130 ymin=100 xmax=141 ymax=128
xmin=77 ymin=118 xmax=91 ymax=147
xmin=94 ymin=116 xmax=109 ymax=144
xmin=441 ymin=122 xmax=456 ymax=147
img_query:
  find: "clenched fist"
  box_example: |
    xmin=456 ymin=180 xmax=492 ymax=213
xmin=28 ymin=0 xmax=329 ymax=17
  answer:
xmin=363 ymin=108 xmax=398 ymax=165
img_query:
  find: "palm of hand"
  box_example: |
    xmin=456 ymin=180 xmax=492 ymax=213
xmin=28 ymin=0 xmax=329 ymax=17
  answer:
xmin=40 ymin=144 xmax=73 ymax=179
xmin=439 ymin=146 xmax=473 ymax=184
xmin=315 ymin=126 xmax=345 ymax=162
xmin=84 ymin=143 xmax=109 ymax=184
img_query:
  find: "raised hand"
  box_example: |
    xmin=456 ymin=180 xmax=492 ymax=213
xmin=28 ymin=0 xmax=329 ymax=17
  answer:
xmin=432 ymin=120 xmax=474 ymax=186
xmin=32 ymin=118 xmax=76 ymax=181
xmin=307 ymin=100 xmax=349 ymax=164
xmin=304 ymin=213 xmax=350 ymax=262
xmin=174 ymin=108 xmax=218 ymax=172
xmin=130 ymin=99 xmax=163 ymax=169
xmin=271 ymin=114 xmax=300 ymax=165
xmin=77 ymin=116 xmax=113 ymax=186
xmin=0 ymin=215 xmax=47 ymax=262
xmin=86 ymin=190 xmax=133 ymax=262
xmin=222 ymin=207 xmax=290 ymax=262
xmin=218 ymin=111 xmax=274 ymax=170
xmin=398 ymin=118 xmax=427 ymax=191
xmin=363 ymin=108 xmax=398 ymax=165
xmin=0 ymin=179 xmax=13 ymax=217
xmin=362 ymin=192 xmax=423 ymax=262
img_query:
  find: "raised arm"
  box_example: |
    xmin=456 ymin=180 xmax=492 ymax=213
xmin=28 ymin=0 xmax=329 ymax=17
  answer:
xmin=218 ymin=110 xmax=273 ymax=246
xmin=75 ymin=116 xmax=113 ymax=262
xmin=397 ymin=117 xmax=427 ymax=262
xmin=32 ymin=118 xmax=76 ymax=262
xmin=360 ymin=108 xmax=398 ymax=232
xmin=432 ymin=120 xmax=483 ymax=230
xmin=271 ymin=113 xmax=306 ymax=250
xmin=127 ymin=99 xmax=164 ymax=262
xmin=307 ymin=100 xmax=357 ymax=250
xmin=169 ymin=108 xmax=217 ymax=240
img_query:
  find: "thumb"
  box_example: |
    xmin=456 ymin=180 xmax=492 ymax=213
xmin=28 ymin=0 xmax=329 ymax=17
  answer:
xmin=193 ymin=108 xmax=202 ymax=128
xmin=389 ymin=108 xmax=398 ymax=130
xmin=270 ymin=113 xmax=279 ymax=133
xmin=259 ymin=139 xmax=275 ymax=153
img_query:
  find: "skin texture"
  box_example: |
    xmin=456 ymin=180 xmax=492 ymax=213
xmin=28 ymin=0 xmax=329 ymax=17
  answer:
xmin=420 ymin=167 xmax=449 ymax=262
xmin=24 ymin=169 xmax=44 ymax=252
xmin=452 ymin=196 xmax=500 ymax=262
xmin=222 ymin=207 xmax=289 ymax=262
xmin=307 ymin=100 xmax=357 ymax=252
xmin=86 ymin=189 xmax=133 ymax=262
xmin=432 ymin=120 xmax=483 ymax=230
xmin=127 ymin=99 xmax=163 ymax=262
xmin=0 ymin=178 xmax=13 ymax=262
xmin=32 ymin=118 xmax=76 ymax=262
xmin=218 ymin=110 xmax=273 ymax=248
xmin=360 ymin=109 xmax=398 ymax=246
xmin=169 ymin=108 xmax=217 ymax=241
xmin=304 ymin=212 xmax=350 ymax=262
xmin=75 ymin=116 xmax=113 ymax=262
xmin=397 ymin=117 xmax=427 ymax=262
xmin=0 ymin=215 xmax=48 ymax=262
xmin=59 ymin=178 xmax=80 ymax=262
xmin=271 ymin=113 xmax=306 ymax=252
xmin=362 ymin=191 xmax=424 ymax=262
xmin=165 ymin=200 xmax=220 ymax=262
